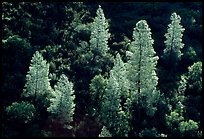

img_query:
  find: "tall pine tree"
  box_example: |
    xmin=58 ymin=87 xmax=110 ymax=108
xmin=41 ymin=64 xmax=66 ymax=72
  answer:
xmin=159 ymin=12 xmax=185 ymax=100
xmin=22 ymin=51 xmax=52 ymax=108
xmin=47 ymin=74 xmax=75 ymax=128
xmin=163 ymin=12 xmax=185 ymax=67
xmin=100 ymin=54 xmax=131 ymax=137
xmin=127 ymin=20 xmax=160 ymax=116
xmin=126 ymin=20 xmax=160 ymax=135
xmin=74 ymin=5 xmax=113 ymax=114
xmin=90 ymin=5 xmax=110 ymax=57
xmin=89 ymin=5 xmax=112 ymax=76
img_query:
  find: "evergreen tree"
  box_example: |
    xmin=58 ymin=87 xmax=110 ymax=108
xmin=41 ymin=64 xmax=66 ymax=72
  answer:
xmin=100 ymin=54 xmax=130 ymax=137
xmin=187 ymin=61 xmax=202 ymax=93
xmin=73 ymin=5 xmax=113 ymax=114
xmin=126 ymin=20 xmax=160 ymax=136
xmin=99 ymin=126 xmax=112 ymax=137
xmin=159 ymin=13 xmax=185 ymax=99
xmin=127 ymin=20 xmax=160 ymax=117
xmin=89 ymin=5 xmax=113 ymax=76
xmin=184 ymin=61 xmax=202 ymax=134
xmin=47 ymin=74 xmax=75 ymax=128
xmin=163 ymin=12 xmax=185 ymax=67
xmin=22 ymin=51 xmax=52 ymax=108
xmin=90 ymin=5 xmax=110 ymax=57
xmin=89 ymin=74 xmax=107 ymax=116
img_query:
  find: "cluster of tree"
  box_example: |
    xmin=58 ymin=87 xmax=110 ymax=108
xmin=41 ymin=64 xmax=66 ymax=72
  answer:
xmin=1 ymin=2 xmax=202 ymax=137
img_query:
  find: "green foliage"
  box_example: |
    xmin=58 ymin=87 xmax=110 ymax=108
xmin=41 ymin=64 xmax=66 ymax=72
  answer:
xmin=89 ymin=74 xmax=107 ymax=116
xmin=87 ymin=5 xmax=113 ymax=76
xmin=163 ymin=12 xmax=185 ymax=64
xmin=99 ymin=54 xmax=131 ymax=137
xmin=111 ymin=54 xmax=130 ymax=99
xmin=90 ymin=5 xmax=110 ymax=56
xmin=166 ymin=111 xmax=184 ymax=127
xmin=127 ymin=20 xmax=160 ymax=117
xmin=6 ymin=101 xmax=37 ymax=124
xmin=22 ymin=51 xmax=52 ymax=108
xmin=99 ymin=126 xmax=112 ymax=137
xmin=47 ymin=74 xmax=75 ymax=127
xmin=1 ymin=2 xmax=202 ymax=137
xmin=139 ymin=127 xmax=159 ymax=137
xmin=187 ymin=61 xmax=202 ymax=93
xmin=179 ymin=120 xmax=199 ymax=137
xmin=2 ymin=34 xmax=33 ymax=107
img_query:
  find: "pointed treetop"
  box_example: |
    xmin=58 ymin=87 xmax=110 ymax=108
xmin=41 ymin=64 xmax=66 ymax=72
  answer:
xmin=171 ymin=12 xmax=181 ymax=21
xmin=136 ymin=20 xmax=149 ymax=30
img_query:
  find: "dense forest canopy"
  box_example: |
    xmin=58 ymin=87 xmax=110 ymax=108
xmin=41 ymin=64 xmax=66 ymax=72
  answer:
xmin=1 ymin=2 xmax=202 ymax=137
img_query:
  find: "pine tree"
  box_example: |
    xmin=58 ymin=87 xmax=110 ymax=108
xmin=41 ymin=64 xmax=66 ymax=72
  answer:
xmin=47 ymin=74 xmax=75 ymax=128
xmin=22 ymin=51 xmax=52 ymax=107
xmin=163 ymin=12 xmax=185 ymax=66
xmin=99 ymin=126 xmax=112 ymax=137
xmin=125 ymin=20 xmax=160 ymax=136
xmin=159 ymin=13 xmax=185 ymax=99
xmin=73 ymin=5 xmax=113 ymax=114
xmin=90 ymin=5 xmax=110 ymax=56
xmin=89 ymin=74 xmax=107 ymax=116
xmin=187 ymin=61 xmax=202 ymax=93
xmin=110 ymin=54 xmax=130 ymax=99
xmin=127 ymin=20 xmax=160 ymax=117
xmin=88 ymin=5 xmax=112 ymax=76
xmin=100 ymin=54 xmax=130 ymax=137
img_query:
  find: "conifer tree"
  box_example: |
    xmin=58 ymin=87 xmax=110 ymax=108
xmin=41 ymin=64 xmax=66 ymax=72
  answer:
xmin=100 ymin=54 xmax=130 ymax=137
xmin=159 ymin=13 xmax=185 ymax=99
xmin=74 ymin=5 xmax=113 ymax=114
xmin=125 ymin=20 xmax=160 ymax=136
xmin=90 ymin=5 xmax=110 ymax=56
xmin=22 ymin=51 xmax=52 ymax=107
xmin=187 ymin=61 xmax=202 ymax=93
xmin=127 ymin=20 xmax=160 ymax=117
xmin=89 ymin=74 xmax=107 ymax=116
xmin=47 ymin=74 xmax=75 ymax=128
xmin=99 ymin=126 xmax=112 ymax=137
xmin=163 ymin=12 xmax=185 ymax=66
xmin=88 ymin=5 xmax=112 ymax=76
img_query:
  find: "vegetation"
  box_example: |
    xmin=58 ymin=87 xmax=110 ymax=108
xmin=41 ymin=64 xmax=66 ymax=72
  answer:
xmin=1 ymin=2 xmax=202 ymax=137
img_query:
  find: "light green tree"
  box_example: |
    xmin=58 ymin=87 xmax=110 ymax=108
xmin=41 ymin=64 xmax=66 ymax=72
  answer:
xmin=187 ymin=61 xmax=202 ymax=93
xmin=127 ymin=20 xmax=160 ymax=117
xmin=100 ymin=54 xmax=131 ymax=137
xmin=99 ymin=126 xmax=112 ymax=137
xmin=47 ymin=74 xmax=75 ymax=128
xmin=90 ymin=5 xmax=110 ymax=56
xmin=22 ymin=51 xmax=52 ymax=108
xmin=88 ymin=5 xmax=113 ymax=76
xmin=163 ymin=12 xmax=185 ymax=65
xmin=179 ymin=120 xmax=199 ymax=137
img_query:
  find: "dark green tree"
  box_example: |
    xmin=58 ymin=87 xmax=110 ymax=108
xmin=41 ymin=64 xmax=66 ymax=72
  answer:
xmin=4 ymin=101 xmax=39 ymax=137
